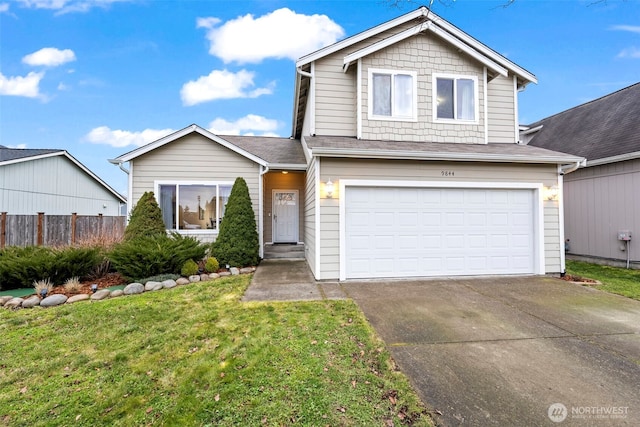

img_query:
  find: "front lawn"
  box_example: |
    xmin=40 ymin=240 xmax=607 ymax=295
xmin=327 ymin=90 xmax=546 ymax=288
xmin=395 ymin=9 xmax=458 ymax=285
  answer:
xmin=0 ymin=275 xmax=431 ymax=426
xmin=566 ymin=260 xmax=640 ymax=301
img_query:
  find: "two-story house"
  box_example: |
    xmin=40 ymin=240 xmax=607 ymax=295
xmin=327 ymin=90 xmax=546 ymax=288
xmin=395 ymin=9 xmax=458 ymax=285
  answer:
xmin=111 ymin=6 xmax=583 ymax=281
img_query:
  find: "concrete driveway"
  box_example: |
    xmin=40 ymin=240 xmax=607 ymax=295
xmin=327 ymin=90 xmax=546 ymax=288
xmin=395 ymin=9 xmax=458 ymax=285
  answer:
xmin=343 ymin=276 xmax=640 ymax=426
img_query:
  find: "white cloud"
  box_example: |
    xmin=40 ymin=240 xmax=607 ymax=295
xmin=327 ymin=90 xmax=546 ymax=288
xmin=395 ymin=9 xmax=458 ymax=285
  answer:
xmin=208 ymin=114 xmax=280 ymax=136
xmin=57 ymin=82 xmax=70 ymax=90
xmin=0 ymin=71 xmax=44 ymax=98
xmin=180 ymin=69 xmax=274 ymax=106
xmin=610 ymin=25 xmax=640 ymax=34
xmin=85 ymin=126 xmax=174 ymax=148
xmin=16 ymin=0 xmax=131 ymax=14
xmin=23 ymin=47 xmax=76 ymax=67
xmin=6 ymin=143 xmax=28 ymax=149
xmin=0 ymin=3 xmax=10 ymax=13
xmin=616 ymin=47 xmax=640 ymax=58
xmin=198 ymin=8 xmax=344 ymax=63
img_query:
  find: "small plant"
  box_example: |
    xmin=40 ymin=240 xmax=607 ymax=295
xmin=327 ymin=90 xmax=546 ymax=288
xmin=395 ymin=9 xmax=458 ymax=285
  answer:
xmin=33 ymin=279 xmax=54 ymax=297
xmin=63 ymin=277 xmax=82 ymax=294
xmin=205 ymin=257 xmax=220 ymax=273
xmin=181 ymin=259 xmax=199 ymax=277
xmin=139 ymin=273 xmax=181 ymax=283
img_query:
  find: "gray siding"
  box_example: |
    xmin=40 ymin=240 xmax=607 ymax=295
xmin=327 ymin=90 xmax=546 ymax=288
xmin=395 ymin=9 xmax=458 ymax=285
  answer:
xmin=304 ymin=158 xmax=317 ymax=277
xmin=263 ymin=171 xmax=305 ymax=243
xmin=564 ymin=159 xmax=640 ymax=262
xmin=0 ymin=156 xmax=123 ymax=216
xmin=360 ymin=34 xmax=485 ymax=143
xmin=130 ymin=133 xmax=260 ymax=243
xmin=316 ymin=158 xmax=560 ymax=279
xmin=487 ymin=75 xmax=517 ymax=143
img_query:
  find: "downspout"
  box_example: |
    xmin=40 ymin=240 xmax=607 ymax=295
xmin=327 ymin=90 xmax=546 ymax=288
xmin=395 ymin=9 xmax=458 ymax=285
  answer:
xmin=296 ymin=67 xmax=312 ymax=79
xmin=259 ymin=165 xmax=270 ymax=259
xmin=560 ymin=159 xmax=586 ymax=175
xmin=108 ymin=159 xmax=129 ymax=175
xmin=557 ymin=159 xmax=585 ymax=275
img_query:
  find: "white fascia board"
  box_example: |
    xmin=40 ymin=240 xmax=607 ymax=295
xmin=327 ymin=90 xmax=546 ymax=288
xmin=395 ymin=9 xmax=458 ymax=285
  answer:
xmin=429 ymin=13 xmax=537 ymax=84
xmin=428 ymin=24 xmax=508 ymax=77
xmin=310 ymin=147 xmax=584 ymax=165
xmin=296 ymin=7 xmax=428 ymax=68
xmin=0 ymin=150 xmax=65 ymax=167
xmin=268 ymin=163 xmax=307 ymax=171
xmin=343 ymin=23 xmax=426 ymax=71
xmin=586 ymin=150 xmax=640 ymax=167
xmin=300 ymin=136 xmax=313 ymax=164
xmin=114 ymin=124 xmax=268 ymax=167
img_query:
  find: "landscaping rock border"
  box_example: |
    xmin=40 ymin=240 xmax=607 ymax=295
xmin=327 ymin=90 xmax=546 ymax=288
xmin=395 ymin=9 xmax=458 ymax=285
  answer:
xmin=1 ymin=267 xmax=256 ymax=310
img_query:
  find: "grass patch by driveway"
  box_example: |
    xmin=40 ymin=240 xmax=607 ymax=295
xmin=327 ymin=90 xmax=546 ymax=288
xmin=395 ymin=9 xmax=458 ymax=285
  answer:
xmin=566 ymin=260 xmax=640 ymax=301
xmin=0 ymin=275 xmax=430 ymax=426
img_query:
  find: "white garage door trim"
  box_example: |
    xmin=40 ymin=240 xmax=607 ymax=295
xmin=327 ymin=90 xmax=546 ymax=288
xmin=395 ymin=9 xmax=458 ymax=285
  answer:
xmin=339 ymin=180 xmax=545 ymax=281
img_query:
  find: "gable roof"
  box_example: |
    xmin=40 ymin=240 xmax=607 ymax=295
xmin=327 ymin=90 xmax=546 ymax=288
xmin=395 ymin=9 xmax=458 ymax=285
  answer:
xmin=526 ymin=82 xmax=640 ymax=165
xmin=293 ymin=6 xmax=537 ymax=138
xmin=0 ymin=146 xmax=126 ymax=203
xmin=304 ymin=136 xmax=583 ymax=165
xmin=111 ymin=124 xmax=306 ymax=168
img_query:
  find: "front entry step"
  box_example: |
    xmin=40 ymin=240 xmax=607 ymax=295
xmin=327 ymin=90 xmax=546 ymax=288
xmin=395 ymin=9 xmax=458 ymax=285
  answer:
xmin=263 ymin=243 xmax=305 ymax=259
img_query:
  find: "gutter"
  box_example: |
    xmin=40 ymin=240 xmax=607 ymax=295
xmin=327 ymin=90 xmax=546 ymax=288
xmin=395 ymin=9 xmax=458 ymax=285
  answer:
xmin=108 ymin=158 xmax=129 ymax=175
xmin=310 ymin=147 xmax=584 ymax=165
xmin=560 ymin=159 xmax=586 ymax=175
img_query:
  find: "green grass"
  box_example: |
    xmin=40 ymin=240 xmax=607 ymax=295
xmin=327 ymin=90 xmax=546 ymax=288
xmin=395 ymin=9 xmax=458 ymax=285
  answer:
xmin=566 ymin=260 xmax=640 ymax=301
xmin=0 ymin=275 xmax=431 ymax=426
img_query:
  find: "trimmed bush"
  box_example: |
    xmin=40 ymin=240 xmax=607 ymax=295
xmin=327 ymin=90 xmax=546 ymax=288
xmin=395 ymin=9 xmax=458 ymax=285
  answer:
xmin=0 ymin=246 xmax=101 ymax=291
xmin=205 ymin=257 xmax=219 ymax=273
xmin=211 ymin=177 xmax=259 ymax=267
xmin=124 ymin=191 xmax=166 ymax=241
xmin=181 ymin=259 xmax=199 ymax=277
xmin=109 ymin=233 xmax=206 ymax=281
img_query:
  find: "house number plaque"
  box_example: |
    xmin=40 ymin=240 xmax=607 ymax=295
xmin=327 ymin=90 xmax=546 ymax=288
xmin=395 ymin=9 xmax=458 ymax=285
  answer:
xmin=441 ymin=171 xmax=455 ymax=177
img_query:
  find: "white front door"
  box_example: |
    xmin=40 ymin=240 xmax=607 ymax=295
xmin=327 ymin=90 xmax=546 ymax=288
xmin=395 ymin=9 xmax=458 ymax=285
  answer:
xmin=273 ymin=190 xmax=299 ymax=243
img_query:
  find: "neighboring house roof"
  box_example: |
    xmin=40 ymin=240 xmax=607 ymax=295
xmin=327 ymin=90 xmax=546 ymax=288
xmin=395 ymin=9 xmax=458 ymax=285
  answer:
xmin=293 ymin=6 xmax=537 ymax=138
xmin=111 ymin=124 xmax=306 ymax=169
xmin=304 ymin=136 xmax=583 ymax=165
xmin=526 ymin=82 xmax=640 ymax=166
xmin=0 ymin=146 xmax=127 ymax=203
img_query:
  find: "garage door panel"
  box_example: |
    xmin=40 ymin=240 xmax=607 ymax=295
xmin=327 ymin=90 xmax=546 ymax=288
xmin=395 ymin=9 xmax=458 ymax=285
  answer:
xmin=345 ymin=186 xmax=536 ymax=279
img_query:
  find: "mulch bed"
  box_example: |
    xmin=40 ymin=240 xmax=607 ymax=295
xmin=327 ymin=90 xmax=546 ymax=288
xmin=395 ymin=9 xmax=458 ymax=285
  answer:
xmin=560 ymin=274 xmax=599 ymax=284
xmin=48 ymin=273 xmax=128 ymax=297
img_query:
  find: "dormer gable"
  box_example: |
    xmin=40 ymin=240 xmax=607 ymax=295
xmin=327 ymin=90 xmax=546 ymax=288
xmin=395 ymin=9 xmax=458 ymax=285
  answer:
xmin=292 ymin=6 xmax=536 ymax=145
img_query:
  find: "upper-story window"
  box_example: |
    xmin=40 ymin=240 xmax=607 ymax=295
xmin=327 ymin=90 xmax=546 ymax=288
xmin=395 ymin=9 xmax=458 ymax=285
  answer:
xmin=368 ymin=68 xmax=417 ymax=121
xmin=433 ymin=74 xmax=478 ymax=123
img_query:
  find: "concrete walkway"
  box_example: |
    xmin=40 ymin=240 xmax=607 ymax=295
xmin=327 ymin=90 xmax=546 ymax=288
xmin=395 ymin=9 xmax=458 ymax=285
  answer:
xmin=242 ymin=259 xmax=347 ymax=301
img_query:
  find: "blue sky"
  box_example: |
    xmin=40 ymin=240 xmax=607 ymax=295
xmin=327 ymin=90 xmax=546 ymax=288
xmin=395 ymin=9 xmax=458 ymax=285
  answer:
xmin=1 ymin=0 xmax=639 ymax=196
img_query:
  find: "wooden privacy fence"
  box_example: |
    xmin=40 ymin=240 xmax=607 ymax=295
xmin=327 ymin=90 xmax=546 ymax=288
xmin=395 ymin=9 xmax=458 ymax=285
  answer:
xmin=0 ymin=213 xmax=125 ymax=248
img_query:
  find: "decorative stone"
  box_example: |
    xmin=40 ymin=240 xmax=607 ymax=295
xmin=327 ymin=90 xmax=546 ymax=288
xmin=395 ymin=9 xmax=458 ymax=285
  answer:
xmin=161 ymin=279 xmax=177 ymax=289
xmin=209 ymin=273 xmax=220 ymax=280
xmin=176 ymin=277 xmax=190 ymax=286
xmin=219 ymin=271 xmax=231 ymax=277
xmin=124 ymin=283 xmax=144 ymax=295
xmin=21 ymin=295 xmax=41 ymax=308
xmin=40 ymin=294 xmax=68 ymax=307
xmin=4 ymin=297 xmax=24 ymax=309
xmin=189 ymin=275 xmax=201 ymax=283
xmin=239 ymin=267 xmax=253 ymax=274
xmin=230 ymin=267 xmax=240 ymax=276
xmin=67 ymin=294 xmax=90 ymax=304
xmin=110 ymin=290 xmax=124 ymax=298
xmin=0 ymin=296 xmax=15 ymax=305
xmin=91 ymin=289 xmax=111 ymax=301
xmin=144 ymin=281 xmax=163 ymax=291
xmin=200 ymin=274 xmax=210 ymax=282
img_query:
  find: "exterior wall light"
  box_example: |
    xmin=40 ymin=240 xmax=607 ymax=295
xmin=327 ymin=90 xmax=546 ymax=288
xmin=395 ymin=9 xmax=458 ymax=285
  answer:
xmin=325 ymin=179 xmax=334 ymax=198
xmin=544 ymin=185 xmax=559 ymax=201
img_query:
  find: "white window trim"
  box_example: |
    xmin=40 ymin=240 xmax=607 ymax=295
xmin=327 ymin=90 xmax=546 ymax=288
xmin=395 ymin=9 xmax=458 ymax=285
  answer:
xmin=154 ymin=180 xmax=234 ymax=234
xmin=367 ymin=68 xmax=418 ymax=122
xmin=432 ymin=73 xmax=479 ymax=124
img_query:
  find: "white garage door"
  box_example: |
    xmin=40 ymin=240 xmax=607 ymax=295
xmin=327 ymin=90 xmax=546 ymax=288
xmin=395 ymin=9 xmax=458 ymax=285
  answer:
xmin=345 ymin=187 xmax=536 ymax=279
